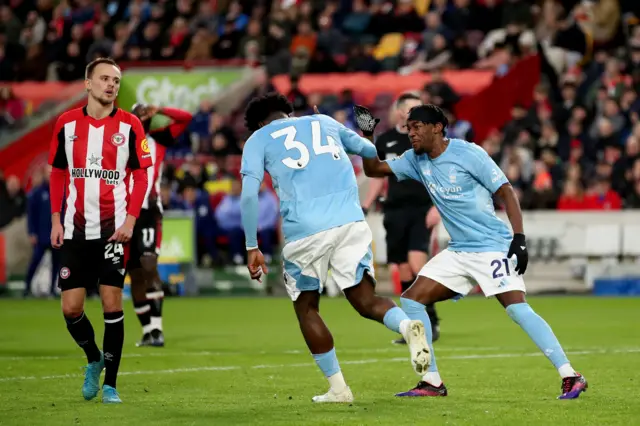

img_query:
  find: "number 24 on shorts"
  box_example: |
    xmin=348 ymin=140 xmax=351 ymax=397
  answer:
xmin=104 ymin=242 xmax=124 ymax=259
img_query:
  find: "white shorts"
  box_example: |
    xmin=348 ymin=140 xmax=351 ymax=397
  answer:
xmin=282 ymin=221 xmax=375 ymax=301
xmin=418 ymin=249 xmax=526 ymax=298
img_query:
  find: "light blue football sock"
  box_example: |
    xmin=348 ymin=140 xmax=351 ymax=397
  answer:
xmin=383 ymin=306 xmax=409 ymax=333
xmin=312 ymin=348 xmax=341 ymax=377
xmin=506 ymin=303 xmax=570 ymax=369
xmin=401 ymin=297 xmax=438 ymax=372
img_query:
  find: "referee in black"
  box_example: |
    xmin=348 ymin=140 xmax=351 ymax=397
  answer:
xmin=362 ymin=92 xmax=440 ymax=344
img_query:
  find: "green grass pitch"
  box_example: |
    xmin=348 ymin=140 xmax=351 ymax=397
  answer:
xmin=0 ymin=296 xmax=639 ymax=425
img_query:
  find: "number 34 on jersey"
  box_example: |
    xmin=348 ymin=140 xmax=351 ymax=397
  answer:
xmin=271 ymin=120 xmax=341 ymax=169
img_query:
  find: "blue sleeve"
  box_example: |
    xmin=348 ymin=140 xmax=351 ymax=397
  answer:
xmin=338 ymin=126 xmax=378 ymax=158
xmin=27 ymin=192 xmax=37 ymax=235
xmin=467 ymin=145 xmax=508 ymax=193
xmin=384 ymin=149 xmax=421 ymax=181
xmin=241 ymin=175 xmax=261 ymax=249
xmin=240 ymin=135 xmax=266 ymax=182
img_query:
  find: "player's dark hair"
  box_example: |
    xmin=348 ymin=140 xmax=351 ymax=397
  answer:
xmin=408 ymin=104 xmax=449 ymax=137
xmin=244 ymin=92 xmax=293 ymax=132
xmin=395 ymin=92 xmax=421 ymax=108
xmin=85 ymin=57 xmax=120 ymax=79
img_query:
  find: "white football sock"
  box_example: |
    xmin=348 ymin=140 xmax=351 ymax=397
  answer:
xmin=150 ymin=316 xmax=163 ymax=332
xmin=422 ymin=371 xmax=443 ymax=386
xmin=558 ymin=363 xmax=577 ymax=378
xmin=327 ymin=371 xmax=348 ymax=393
xmin=398 ymin=319 xmax=411 ymax=338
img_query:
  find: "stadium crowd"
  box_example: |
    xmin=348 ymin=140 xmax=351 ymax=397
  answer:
xmin=2 ymin=0 xmax=640 ymax=265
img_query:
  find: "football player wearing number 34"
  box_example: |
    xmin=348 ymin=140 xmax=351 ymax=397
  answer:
xmin=357 ymin=103 xmax=587 ymax=400
xmin=239 ymin=93 xmax=431 ymax=404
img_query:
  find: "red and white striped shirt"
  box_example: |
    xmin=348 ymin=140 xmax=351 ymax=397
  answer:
xmin=129 ymin=107 xmax=192 ymax=213
xmin=48 ymin=106 xmax=152 ymax=241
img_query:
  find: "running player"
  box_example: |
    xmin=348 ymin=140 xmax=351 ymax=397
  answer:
xmin=358 ymin=103 xmax=588 ymax=400
xmin=127 ymin=104 xmax=193 ymax=347
xmin=240 ymin=93 xmax=430 ymax=403
xmin=49 ymin=57 xmax=152 ymax=404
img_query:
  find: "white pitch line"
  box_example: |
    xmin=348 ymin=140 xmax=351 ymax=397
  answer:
xmin=0 ymin=346 xmax=508 ymax=362
xmin=1 ymin=348 xmax=638 ymax=383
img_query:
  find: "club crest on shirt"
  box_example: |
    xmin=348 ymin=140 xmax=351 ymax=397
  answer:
xmin=141 ymin=138 xmax=150 ymax=153
xmin=449 ymin=166 xmax=457 ymax=183
xmin=111 ymin=132 xmax=126 ymax=147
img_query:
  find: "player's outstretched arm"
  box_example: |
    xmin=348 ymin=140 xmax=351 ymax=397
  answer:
xmin=362 ymin=157 xmax=394 ymax=178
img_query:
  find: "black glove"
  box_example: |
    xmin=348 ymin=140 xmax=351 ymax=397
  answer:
xmin=507 ymin=233 xmax=528 ymax=275
xmin=353 ymin=105 xmax=380 ymax=136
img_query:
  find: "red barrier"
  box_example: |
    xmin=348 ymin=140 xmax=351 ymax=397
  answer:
xmin=455 ymin=55 xmax=541 ymax=142
xmin=1 ymin=59 xmax=539 ymax=184
xmin=272 ymin=70 xmax=495 ymax=105
xmin=0 ymin=99 xmax=85 ymax=186
xmin=3 ymin=81 xmax=85 ymax=111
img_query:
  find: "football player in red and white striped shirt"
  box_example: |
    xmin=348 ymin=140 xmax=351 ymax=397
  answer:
xmin=126 ymin=103 xmax=192 ymax=347
xmin=48 ymin=57 xmax=152 ymax=404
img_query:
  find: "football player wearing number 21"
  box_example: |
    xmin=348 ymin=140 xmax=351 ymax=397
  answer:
xmin=240 ymin=93 xmax=431 ymax=403
xmin=358 ymin=103 xmax=588 ymax=400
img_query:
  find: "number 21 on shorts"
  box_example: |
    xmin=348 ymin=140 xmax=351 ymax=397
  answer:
xmin=491 ymin=258 xmax=512 ymax=279
xmin=271 ymin=121 xmax=341 ymax=169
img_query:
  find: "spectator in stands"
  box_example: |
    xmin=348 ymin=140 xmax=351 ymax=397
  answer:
xmin=557 ymin=179 xmax=586 ymax=210
xmin=423 ymin=69 xmax=460 ymax=110
xmin=215 ymin=179 xmax=278 ymax=265
xmin=0 ymin=86 xmax=24 ymax=129
xmin=444 ymin=109 xmax=474 ymax=141
xmin=213 ymin=17 xmax=243 ymax=59
xmin=584 ymin=174 xmax=623 ymax=210
xmin=180 ymin=156 xmax=209 ymax=191
xmin=207 ymin=111 xmax=238 ymax=154
xmin=0 ymin=174 xmax=26 ymax=228
xmin=287 ymin=75 xmax=309 ymax=113
xmin=0 ymin=6 xmax=21 ymax=44
xmin=626 ymin=178 xmax=640 ymax=208
xmin=173 ymin=178 xmax=217 ymax=266
xmin=24 ymin=167 xmax=59 ymax=297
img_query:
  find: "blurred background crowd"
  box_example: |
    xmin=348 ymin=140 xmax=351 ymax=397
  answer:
xmin=2 ymin=0 xmax=640 ymax=267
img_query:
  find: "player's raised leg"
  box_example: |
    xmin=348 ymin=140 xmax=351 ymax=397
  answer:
xmin=293 ymin=291 xmax=353 ymax=403
xmin=61 ymin=287 xmax=104 ymax=400
xmin=343 ymin=274 xmax=431 ymax=375
xmin=495 ymin=290 xmax=587 ymax=399
xmin=331 ymin=221 xmax=430 ymax=375
xmin=396 ymin=274 xmax=457 ymax=397
xmin=100 ymin=274 xmax=125 ymax=404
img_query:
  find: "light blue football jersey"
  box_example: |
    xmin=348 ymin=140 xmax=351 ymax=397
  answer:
xmin=241 ymin=114 xmax=373 ymax=244
xmin=386 ymin=138 xmax=512 ymax=252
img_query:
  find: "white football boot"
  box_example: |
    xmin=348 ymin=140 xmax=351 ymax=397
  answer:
xmin=404 ymin=320 xmax=431 ymax=375
xmin=312 ymin=386 xmax=354 ymax=403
